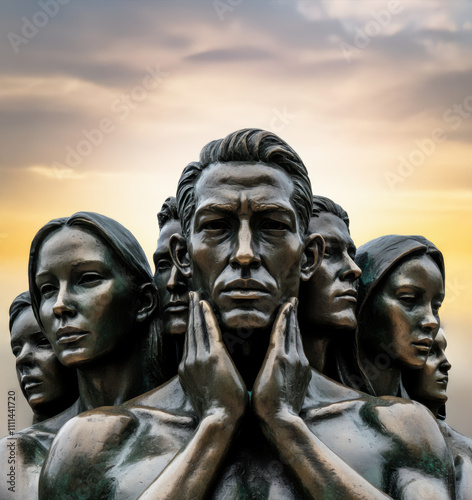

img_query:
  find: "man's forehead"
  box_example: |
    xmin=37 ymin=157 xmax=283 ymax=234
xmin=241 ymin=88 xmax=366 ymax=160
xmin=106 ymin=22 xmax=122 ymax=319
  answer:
xmin=310 ymin=213 xmax=353 ymax=246
xmin=156 ymin=220 xmax=181 ymax=254
xmin=194 ymin=161 xmax=296 ymax=211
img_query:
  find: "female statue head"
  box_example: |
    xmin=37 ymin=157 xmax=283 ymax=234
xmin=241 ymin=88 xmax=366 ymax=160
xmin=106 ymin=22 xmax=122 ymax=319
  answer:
xmin=403 ymin=327 xmax=450 ymax=419
xmin=28 ymin=212 xmax=162 ymax=389
xmin=9 ymin=291 xmax=78 ymax=422
xmin=354 ymin=235 xmax=445 ymax=396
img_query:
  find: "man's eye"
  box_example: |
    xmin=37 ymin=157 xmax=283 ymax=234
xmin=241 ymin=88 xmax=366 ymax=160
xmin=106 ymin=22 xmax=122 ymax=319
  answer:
xmin=260 ymin=220 xmax=289 ymax=231
xmin=79 ymin=273 xmax=102 ymax=285
xmin=202 ymin=220 xmax=230 ymax=232
xmin=37 ymin=337 xmax=52 ymax=349
xmin=157 ymin=260 xmax=172 ymax=272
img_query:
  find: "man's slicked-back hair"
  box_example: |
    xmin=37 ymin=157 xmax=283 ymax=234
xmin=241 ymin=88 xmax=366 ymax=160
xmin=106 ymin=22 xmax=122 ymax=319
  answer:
xmin=176 ymin=128 xmax=312 ymax=238
xmin=157 ymin=196 xmax=179 ymax=230
xmin=311 ymin=195 xmax=350 ymax=232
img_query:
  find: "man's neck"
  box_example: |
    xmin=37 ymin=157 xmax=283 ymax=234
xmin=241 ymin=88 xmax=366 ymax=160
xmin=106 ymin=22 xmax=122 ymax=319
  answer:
xmin=224 ymin=327 xmax=272 ymax=390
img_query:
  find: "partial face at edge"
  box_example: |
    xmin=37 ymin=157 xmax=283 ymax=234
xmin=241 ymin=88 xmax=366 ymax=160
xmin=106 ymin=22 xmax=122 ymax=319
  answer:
xmin=10 ymin=307 xmax=72 ymax=411
xmin=35 ymin=226 xmax=139 ymax=367
xmin=365 ymin=254 xmax=444 ymax=369
xmin=409 ymin=329 xmax=450 ymax=403
xmin=299 ymin=212 xmax=361 ymax=331
xmin=188 ymin=161 xmax=306 ymax=332
xmin=153 ymin=219 xmax=189 ymax=336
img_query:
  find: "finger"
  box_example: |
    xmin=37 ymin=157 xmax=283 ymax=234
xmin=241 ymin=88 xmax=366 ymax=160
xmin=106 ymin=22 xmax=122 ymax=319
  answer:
xmin=286 ymin=302 xmax=298 ymax=354
xmin=200 ymin=300 xmax=223 ymax=345
xmin=193 ymin=295 xmax=209 ymax=352
xmin=187 ymin=291 xmax=197 ymax=361
xmin=293 ymin=301 xmax=308 ymax=364
xmin=270 ymin=302 xmax=291 ymax=351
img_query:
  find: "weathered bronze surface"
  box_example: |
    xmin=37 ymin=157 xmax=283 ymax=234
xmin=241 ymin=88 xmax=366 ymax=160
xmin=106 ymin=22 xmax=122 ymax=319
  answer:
xmin=31 ymin=130 xmax=456 ymax=499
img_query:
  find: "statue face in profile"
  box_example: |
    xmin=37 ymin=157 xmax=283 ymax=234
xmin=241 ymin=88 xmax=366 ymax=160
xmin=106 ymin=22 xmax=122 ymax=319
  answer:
xmin=409 ymin=328 xmax=450 ymax=403
xmin=188 ymin=161 xmax=305 ymax=331
xmin=300 ymin=212 xmax=360 ymax=330
xmin=10 ymin=307 xmax=71 ymax=412
xmin=35 ymin=226 xmax=138 ymax=366
xmin=153 ymin=219 xmax=189 ymax=336
xmin=368 ymin=254 xmax=444 ymax=368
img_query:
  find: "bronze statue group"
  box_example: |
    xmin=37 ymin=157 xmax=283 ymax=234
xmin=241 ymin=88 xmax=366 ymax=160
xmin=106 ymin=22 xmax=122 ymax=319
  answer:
xmin=3 ymin=129 xmax=471 ymax=499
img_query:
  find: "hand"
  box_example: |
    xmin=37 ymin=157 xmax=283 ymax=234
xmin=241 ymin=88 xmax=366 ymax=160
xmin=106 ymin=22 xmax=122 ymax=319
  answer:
xmin=178 ymin=291 xmax=248 ymax=422
xmin=252 ymin=298 xmax=311 ymax=422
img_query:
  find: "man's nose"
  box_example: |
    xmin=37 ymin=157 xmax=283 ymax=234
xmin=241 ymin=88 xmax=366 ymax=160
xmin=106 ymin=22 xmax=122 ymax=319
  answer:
xmin=15 ymin=344 xmax=34 ymax=369
xmin=230 ymin=220 xmax=261 ymax=269
xmin=167 ymin=265 xmax=186 ymax=293
xmin=341 ymin=253 xmax=361 ymax=282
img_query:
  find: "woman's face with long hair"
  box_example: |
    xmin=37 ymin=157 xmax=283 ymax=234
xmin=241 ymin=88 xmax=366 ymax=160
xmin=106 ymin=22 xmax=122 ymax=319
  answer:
xmin=364 ymin=254 xmax=444 ymax=369
xmin=35 ymin=226 xmax=138 ymax=368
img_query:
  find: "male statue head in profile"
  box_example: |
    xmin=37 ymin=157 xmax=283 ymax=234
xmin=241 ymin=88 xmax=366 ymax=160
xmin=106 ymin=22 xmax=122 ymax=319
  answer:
xmin=39 ymin=129 xmax=455 ymax=500
xmin=298 ymin=195 xmax=361 ymax=374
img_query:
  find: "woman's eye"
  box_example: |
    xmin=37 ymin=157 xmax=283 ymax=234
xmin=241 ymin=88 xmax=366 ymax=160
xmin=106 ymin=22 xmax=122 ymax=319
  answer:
xmin=399 ymin=295 xmax=416 ymax=305
xmin=79 ymin=273 xmax=102 ymax=285
xmin=40 ymin=283 xmax=56 ymax=298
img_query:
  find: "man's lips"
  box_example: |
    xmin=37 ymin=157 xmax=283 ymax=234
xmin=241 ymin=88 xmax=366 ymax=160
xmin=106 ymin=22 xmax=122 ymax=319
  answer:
xmin=165 ymin=301 xmax=189 ymax=313
xmin=335 ymin=289 xmax=358 ymax=303
xmin=21 ymin=376 xmax=42 ymax=391
xmin=436 ymin=376 xmax=449 ymax=385
xmin=56 ymin=326 xmax=89 ymax=344
xmin=221 ymin=279 xmax=271 ymax=299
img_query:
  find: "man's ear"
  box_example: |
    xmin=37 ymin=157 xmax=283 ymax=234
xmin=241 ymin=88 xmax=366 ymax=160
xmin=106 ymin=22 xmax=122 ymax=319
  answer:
xmin=169 ymin=233 xmax=192 ymax=278
xmin=136 ymin=283 xmax=158 ymax=323
xmin=300 ymin=233 xmax=325 ymax=282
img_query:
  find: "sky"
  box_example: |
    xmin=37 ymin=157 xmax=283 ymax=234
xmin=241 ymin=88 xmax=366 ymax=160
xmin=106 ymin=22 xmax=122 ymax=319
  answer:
xmin=1 ymin=0 xmax=471 ymax=435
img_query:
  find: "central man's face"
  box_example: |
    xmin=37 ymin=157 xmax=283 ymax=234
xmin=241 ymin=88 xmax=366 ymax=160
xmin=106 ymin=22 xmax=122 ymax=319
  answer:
xmin=188 ymin=161 xmax=305 ymax=332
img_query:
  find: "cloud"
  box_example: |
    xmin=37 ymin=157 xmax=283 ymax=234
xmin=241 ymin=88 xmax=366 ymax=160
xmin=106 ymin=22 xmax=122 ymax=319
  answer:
xmin=185 ymin=47 xmax=274 ymax=62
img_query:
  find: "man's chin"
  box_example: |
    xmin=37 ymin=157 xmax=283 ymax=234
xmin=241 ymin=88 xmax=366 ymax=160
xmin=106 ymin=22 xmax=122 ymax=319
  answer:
xmin=220 ymin=308 xmax=274 ymax=333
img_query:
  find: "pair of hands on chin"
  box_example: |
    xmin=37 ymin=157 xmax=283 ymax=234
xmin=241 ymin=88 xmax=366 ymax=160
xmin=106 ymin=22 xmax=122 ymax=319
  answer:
xmin=178 ymin=291 xmax=311 ymax=427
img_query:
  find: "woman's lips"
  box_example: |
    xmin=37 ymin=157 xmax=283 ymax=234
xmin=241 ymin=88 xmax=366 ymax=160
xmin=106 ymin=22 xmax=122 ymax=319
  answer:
xmin=56 ymin=326 xmax=89 ymax=344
